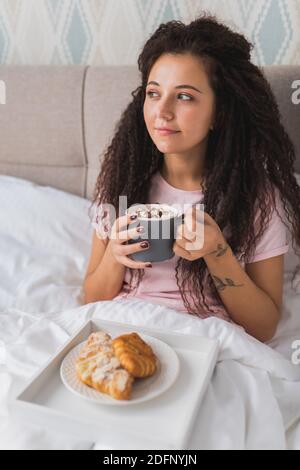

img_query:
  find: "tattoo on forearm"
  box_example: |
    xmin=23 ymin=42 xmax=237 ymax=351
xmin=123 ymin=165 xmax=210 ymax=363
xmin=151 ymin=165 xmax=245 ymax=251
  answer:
xmin=212 ymin=275 xmax=244 ymax=291
xmin=208 ymin=243 xmax=228 ymax=258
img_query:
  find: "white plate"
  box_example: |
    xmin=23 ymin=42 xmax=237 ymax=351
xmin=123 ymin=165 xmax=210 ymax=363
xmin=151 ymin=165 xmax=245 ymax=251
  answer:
xmin=60 ymin=333 xmax=180 ymax=406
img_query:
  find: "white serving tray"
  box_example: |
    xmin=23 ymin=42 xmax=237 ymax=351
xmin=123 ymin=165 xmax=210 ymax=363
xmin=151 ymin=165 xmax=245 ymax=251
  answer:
xmin=11 ymin=319 xmax=219 ymax=450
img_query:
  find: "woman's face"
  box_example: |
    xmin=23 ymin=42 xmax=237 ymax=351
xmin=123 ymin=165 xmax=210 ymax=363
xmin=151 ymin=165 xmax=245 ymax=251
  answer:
xmin=143 ymin=53 xmax=216 ymax=157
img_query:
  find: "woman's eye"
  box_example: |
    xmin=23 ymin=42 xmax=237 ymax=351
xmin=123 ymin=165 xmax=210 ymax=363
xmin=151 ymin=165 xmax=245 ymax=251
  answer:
xmin=177 ymin=93 xmax=192 ymax=101
xmin=146 ymin=91 xmax=192 ymax=101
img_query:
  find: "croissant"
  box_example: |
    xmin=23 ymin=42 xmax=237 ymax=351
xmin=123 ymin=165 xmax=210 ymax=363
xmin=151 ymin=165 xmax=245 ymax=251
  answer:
xmin=112 ymin=332 xmax=157 ymax=378
xmin=76 ymin=331 xmax=134 ymax=400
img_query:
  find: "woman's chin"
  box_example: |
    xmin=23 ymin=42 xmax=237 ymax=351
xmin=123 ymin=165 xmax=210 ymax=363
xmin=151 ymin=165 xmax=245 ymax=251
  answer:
xmin=155 ymin=142 xmax=181 ymax=152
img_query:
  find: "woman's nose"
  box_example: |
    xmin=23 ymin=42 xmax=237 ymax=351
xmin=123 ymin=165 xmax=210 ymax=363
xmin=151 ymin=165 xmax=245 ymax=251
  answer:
xmin=156 ymin=103 xmax=174 ymax=120
xmin=155 ymin=95 xmax=175 ymax=117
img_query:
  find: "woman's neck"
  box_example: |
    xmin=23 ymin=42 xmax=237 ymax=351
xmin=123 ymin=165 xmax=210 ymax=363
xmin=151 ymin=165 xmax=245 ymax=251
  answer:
xmin=160 ymin=162 xmax=205 ymax=191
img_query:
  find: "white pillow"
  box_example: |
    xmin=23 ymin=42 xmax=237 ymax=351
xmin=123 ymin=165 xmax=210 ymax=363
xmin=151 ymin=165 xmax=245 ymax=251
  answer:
xmin=0 ymin=176 xmax=93 ymax=313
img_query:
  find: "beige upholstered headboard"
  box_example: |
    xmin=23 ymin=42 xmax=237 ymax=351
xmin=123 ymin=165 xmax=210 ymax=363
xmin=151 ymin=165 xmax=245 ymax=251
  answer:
xmin=0 ymin=65 xmax=299 ymax=200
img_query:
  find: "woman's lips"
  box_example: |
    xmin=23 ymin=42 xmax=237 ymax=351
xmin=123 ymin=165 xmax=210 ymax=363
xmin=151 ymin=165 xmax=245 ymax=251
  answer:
xmin=155 ymin=129 xmax=180 ymax=136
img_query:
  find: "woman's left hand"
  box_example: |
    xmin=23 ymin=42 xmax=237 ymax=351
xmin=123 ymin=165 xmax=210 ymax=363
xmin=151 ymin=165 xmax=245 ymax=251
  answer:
xmin=173 ymin=206 xmax=226 ymax=261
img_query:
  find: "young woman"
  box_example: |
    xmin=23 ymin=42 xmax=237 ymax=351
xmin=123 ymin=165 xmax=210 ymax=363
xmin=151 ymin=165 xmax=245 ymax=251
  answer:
xmin=83 ymin=14 xmax=300 ymax=342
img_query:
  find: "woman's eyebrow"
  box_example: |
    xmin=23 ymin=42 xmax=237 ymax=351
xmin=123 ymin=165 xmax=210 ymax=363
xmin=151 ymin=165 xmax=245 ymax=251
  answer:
xmin=146 ymin=81 xmax=203 ymax=93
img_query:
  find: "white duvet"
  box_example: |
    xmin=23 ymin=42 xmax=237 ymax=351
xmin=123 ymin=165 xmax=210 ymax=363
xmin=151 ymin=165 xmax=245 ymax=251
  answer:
xmin=0 ymin=175 xmax=300 ymax=450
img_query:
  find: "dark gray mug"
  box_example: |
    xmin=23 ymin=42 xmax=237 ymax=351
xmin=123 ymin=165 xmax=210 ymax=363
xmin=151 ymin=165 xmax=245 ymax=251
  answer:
xmin=124 ymin=204 xmax=184 ymax=263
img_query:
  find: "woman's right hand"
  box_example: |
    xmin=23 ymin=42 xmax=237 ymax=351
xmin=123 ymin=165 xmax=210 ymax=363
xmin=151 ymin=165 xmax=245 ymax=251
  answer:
xmin=109 ymin=213 xmax=152 ymax=269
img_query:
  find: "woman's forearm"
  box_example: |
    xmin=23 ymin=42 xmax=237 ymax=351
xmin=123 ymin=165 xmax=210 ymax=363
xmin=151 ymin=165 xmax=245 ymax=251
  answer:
xmin=203 ymin=238 xmax=280 ymax=342
xmin=83 ymin=241 xmax=126 ymax=303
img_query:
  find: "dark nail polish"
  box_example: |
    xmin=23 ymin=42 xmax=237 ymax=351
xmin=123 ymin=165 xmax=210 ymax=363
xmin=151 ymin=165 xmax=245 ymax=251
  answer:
xmin=146 ymin=263 xmax=152 ymax=268
xmin=130 ymin=214 xmax=137 ymax=220
xmin=140 ymin=241 xmax=149 ymax=249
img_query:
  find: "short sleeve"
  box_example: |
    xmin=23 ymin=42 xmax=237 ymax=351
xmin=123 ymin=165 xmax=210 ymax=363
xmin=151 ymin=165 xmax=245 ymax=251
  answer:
xmin=245 ymin=188 xmax=289 ymax=263
xmin=90 ymin=203 xmax=112 ymax=240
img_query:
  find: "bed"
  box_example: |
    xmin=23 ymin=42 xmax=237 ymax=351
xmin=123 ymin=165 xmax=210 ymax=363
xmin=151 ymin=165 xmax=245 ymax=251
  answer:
xmin=0 ymin=65 xmax=299 ymax=450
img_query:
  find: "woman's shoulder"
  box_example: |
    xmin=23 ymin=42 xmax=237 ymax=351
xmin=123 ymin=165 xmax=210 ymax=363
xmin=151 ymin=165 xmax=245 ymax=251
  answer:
xmin=254 ymin=184 xmax=285 ymax=222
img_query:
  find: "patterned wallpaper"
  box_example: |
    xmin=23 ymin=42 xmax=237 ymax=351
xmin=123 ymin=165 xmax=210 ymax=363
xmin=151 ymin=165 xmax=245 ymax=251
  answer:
xmin=0 ymin=0 xmax=299 ymax=66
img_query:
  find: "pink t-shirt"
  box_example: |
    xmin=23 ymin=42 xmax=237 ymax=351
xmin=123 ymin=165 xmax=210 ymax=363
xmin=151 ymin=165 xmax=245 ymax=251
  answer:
xmin=91 ymin=171 xmax=289 ymax=321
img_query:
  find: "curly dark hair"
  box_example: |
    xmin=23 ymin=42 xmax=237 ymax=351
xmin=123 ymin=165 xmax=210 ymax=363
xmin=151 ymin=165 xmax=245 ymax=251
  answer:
xmin=89 ymin=13 xmax=300 ymax=317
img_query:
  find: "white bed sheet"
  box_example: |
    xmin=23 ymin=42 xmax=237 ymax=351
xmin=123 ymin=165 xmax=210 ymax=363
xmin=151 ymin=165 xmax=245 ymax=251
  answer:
xmin=0 ymin=175 xmax=300 ymax=450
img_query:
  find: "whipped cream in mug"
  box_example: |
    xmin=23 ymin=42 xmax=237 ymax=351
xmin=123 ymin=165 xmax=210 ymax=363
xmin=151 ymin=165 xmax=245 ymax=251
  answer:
xmin=126 ymin=203 xmax=178 ymax=220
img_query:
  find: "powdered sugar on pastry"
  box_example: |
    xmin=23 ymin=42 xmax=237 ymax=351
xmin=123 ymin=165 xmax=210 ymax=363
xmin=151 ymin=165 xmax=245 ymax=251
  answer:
xmin=76 ymin=331 xmax=134 ymax=400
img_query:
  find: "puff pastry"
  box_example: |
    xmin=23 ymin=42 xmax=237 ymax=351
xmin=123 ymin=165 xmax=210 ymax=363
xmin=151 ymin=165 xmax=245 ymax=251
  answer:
xmin=76 ymin=331 xmax=134 ymax=400
xmin=112 ymin=332 xmax=157 ymax=378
